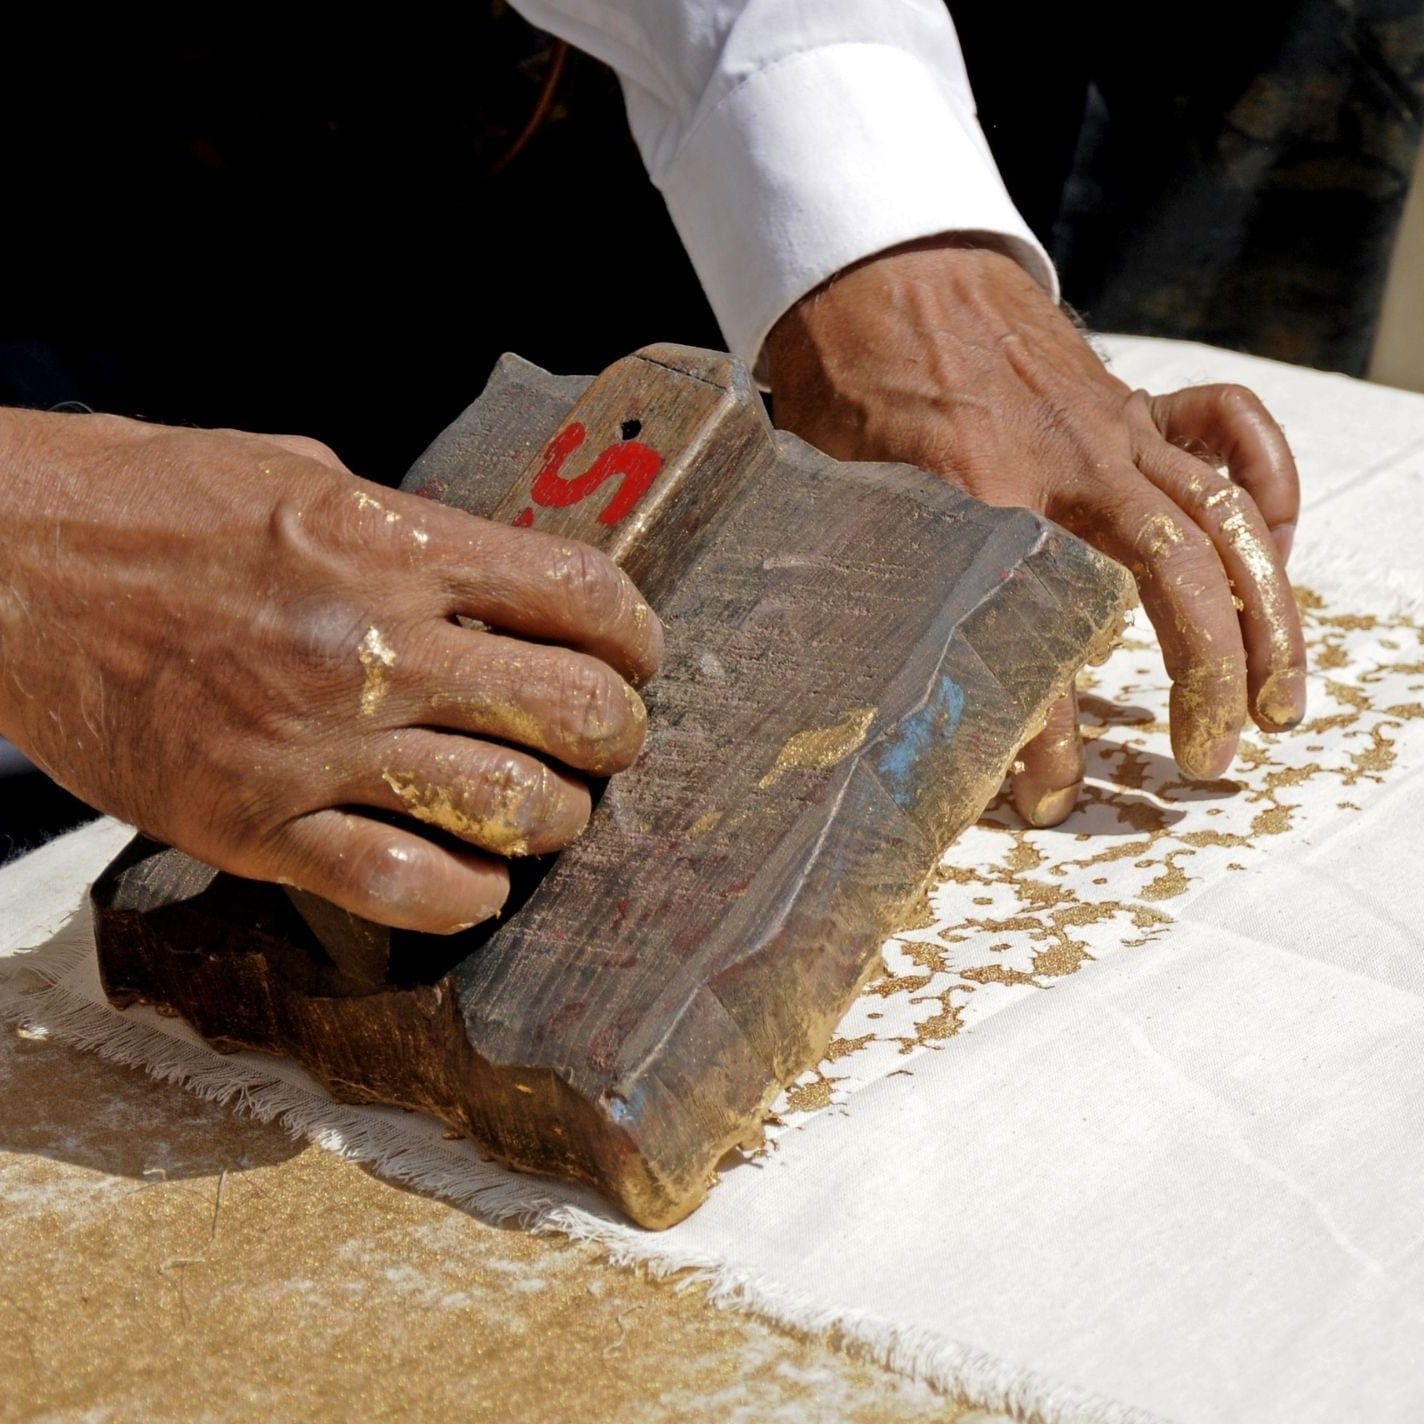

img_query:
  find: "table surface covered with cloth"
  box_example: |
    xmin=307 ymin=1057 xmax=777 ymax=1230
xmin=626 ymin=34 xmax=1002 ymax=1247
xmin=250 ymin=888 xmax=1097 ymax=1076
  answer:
xmin=3 ymin=335 xmax=1422 ymax=1424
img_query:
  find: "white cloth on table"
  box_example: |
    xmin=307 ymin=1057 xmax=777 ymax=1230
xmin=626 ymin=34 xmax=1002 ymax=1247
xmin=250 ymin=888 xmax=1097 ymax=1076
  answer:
xmin=4 ymin=338 xmax=1424 ymax=1424
xmin=509 ymin=0 xmax=1054 ymax=372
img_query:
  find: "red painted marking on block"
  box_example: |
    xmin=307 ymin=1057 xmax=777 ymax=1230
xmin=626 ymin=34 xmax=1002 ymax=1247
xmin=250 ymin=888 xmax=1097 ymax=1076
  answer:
xmin=531 ymin=421 xmax=664 ymax=526
xmin=513 ymin=507 xmax=535 ymax=527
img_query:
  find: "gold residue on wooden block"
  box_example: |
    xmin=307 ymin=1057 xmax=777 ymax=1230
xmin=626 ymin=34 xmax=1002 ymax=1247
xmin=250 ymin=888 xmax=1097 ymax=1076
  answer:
xmin=758 ymin=706 xmax=876 ymax=789
xmin=688 ymin=808 xmax=722 ymax=838
xmin=358 ymin=627 xmax=397 ymax=716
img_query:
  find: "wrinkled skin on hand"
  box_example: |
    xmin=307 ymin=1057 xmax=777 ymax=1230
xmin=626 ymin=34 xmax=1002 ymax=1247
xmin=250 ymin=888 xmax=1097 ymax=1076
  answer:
xmin=767 ymin=238 xmax=1307 ymax=826
xmin=0 ymin=410 xmax=662 ymax=930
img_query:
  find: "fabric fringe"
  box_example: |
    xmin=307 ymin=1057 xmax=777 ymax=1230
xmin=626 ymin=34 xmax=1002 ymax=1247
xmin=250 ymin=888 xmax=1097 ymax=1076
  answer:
xmin=1 ymin=910 xmax=1167 ymax=1424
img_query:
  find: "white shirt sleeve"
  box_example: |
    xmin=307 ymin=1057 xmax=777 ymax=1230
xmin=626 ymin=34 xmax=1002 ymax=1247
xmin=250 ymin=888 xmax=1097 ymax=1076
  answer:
xmin=508 ymin=0 xmax=1056 ymax=375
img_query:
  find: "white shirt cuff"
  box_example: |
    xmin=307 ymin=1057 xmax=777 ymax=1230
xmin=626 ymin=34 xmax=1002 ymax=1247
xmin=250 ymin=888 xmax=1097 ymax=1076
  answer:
xmin=654 ymin=42 xmax=1057 ymax=376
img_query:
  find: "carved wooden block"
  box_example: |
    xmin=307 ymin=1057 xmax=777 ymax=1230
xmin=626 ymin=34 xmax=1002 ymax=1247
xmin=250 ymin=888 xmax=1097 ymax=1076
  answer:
xmin=94 ymin=346 xmax=1132 ymax=1227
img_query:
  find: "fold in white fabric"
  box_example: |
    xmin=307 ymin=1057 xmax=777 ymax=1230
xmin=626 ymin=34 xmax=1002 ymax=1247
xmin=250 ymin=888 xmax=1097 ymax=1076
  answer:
xmin=4 ymin=339 xmax=1422 ymax=1423
xmin=509 ymin=0 xmax=1054 ymax=370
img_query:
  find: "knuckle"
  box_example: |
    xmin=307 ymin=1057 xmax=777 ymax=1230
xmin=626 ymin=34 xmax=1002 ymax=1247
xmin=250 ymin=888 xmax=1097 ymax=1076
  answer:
xmin=298 ymin=436 xmax=340 ymax=466
xmin=340 ymin=834 xmax=445 ymax=918
xmin=459 ymin=755 xmax=586 ymax=856
xmin=1196 ymin=478 xmax=1250 ymax=521
xmin=559 ymin=657 xmax=629 ymax=752
xmin=1159 ymin=542 xmax=1224 ymax=599
xmin=268 ymin=433 xmax=342 ymax=467
xmin=1215 ymin=383 xmax=1261 ymax=417
xmin=521 ymin=772 xmax=592 ymax=851
xmin=553 ymin=541 xmax=618 ymax=614
xmin=281 ymin=593 xmax=379 ymax=672
xmin=549 ymin=657 xmax=645 ymax=771
xmin=1126 ymin=387 xmax=1157 ymax=422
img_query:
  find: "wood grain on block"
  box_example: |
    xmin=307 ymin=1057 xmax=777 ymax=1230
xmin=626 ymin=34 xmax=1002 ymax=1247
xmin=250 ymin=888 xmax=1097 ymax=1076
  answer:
xmin=94 ymin=345 xmax=1132 ymax=1227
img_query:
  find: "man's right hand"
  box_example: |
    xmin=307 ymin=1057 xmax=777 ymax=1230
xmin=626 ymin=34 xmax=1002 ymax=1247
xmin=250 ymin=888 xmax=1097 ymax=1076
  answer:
xmin=767 ymin=239 xmax=1307 ymax=826
xmin=0 ymin=409 xmax=662 ymax=932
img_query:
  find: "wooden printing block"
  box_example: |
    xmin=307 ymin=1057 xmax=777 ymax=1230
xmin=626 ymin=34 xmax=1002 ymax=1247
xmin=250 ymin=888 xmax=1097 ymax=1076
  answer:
xmin=93 ymin=345 xmax=1133 ymax=1228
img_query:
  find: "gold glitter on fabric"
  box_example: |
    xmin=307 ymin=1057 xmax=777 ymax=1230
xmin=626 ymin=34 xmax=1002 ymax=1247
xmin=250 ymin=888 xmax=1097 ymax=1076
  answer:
xmin=770 ymin=587 xmax=1424 ymax=1128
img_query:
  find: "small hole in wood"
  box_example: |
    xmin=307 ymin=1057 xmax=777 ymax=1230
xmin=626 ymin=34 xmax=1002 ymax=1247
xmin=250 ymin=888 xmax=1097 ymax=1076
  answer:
xmin=620 ymin=419 xmax=642 ymax=441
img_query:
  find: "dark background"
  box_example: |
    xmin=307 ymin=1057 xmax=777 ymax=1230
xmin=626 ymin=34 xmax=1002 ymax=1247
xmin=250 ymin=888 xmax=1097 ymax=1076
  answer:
xmin=3 ymin=2 xmax=1422 ymax=857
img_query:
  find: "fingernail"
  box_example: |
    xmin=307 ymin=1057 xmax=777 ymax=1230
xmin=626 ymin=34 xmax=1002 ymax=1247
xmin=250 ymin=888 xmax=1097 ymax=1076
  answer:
xmin=1256 ymin=669 xmax=1307 ymax=730
xmin=1184 ymin=727 xmax=1241 ymax=781
xmin=1272 ymin=523 xmax=1295 ymax=565
xmin=1026 ymin=782 xmax=1082 ymax=828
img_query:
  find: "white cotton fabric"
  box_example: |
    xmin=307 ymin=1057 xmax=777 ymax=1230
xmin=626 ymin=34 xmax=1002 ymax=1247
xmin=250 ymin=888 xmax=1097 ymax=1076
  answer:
xmin=509 ymin=0 xmax=1055 ymax=371
xmin=4 ymin=339 xmax=1424 ymax=1423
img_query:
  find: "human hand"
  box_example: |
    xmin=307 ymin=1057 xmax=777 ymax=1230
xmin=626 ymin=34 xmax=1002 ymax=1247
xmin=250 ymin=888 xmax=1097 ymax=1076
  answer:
xmin=766 ymin=238 xmax=1306 ymax=826
xmin=0 ymin=410 xmax=661 ymax=930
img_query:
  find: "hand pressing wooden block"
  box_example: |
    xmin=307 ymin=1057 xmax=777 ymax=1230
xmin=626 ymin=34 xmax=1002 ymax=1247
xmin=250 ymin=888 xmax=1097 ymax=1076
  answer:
xmin=94 ymin=346 xmax=1132 ymax=1227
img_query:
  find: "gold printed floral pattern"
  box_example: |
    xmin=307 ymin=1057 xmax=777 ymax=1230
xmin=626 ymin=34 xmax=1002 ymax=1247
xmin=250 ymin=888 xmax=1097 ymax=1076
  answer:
xmin=774 ymin=590 xmax=1424 ymax=1125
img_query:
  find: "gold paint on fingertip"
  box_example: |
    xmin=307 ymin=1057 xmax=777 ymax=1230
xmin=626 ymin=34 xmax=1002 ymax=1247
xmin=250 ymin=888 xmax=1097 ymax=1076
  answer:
xmin=758 ymin=706 xmax=876 ymax=789
xmin=1255 ymin=668 xmax=1307 ymax=730
xmin=1169 ymin=666 xmax=1243 ymax=779
xmin=622 ymin=680 xmax=649 ymax=733
xmin=1025 ymin=782 xmax=1081 ymax=828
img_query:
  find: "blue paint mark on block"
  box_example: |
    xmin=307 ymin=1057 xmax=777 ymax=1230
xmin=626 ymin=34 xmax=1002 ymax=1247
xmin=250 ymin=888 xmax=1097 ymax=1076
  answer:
xmin=872 ymin=672 xmax=965 ymax=808
xmin=605 ymin=1082 xmax=645 ymax=1127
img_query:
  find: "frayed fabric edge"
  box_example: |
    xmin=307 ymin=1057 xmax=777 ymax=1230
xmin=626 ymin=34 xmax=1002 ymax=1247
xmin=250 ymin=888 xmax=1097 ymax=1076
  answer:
xmin=0 ymin=919 xmax=1168 ymax=1424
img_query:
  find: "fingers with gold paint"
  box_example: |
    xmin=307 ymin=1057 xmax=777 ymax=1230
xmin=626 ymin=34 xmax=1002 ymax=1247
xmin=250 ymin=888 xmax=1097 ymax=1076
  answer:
xmin=404 ymin=624 xmax=648 ymax=776
xmin=263 ymin=809 xmax=512 ymax=935
xmin=354 ymin=728 xmax=593 ymax=858
xmin=1135 ymin=441 xmax=1306 ymax=735
xmin=1059 ymin=475 xmax=1249 ymax=780
xmin=1147 ymin=384 xmax=1300 ymax=562
xmin=1011 ymin=687 xmax=1084 ymax=828
xmin=429 ymin=522 xmax=664 ymax=687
